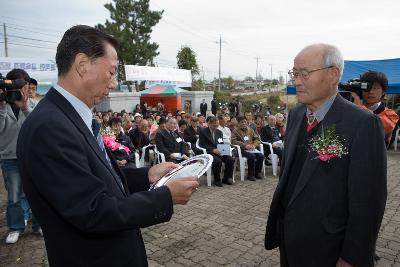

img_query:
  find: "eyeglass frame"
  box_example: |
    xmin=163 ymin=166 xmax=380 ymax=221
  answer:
xmin=288 ymin=66 xmax=335 ymax=81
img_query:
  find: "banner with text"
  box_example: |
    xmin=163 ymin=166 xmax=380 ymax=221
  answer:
xmin=124 ymin=65 xmax=192 ymax=88
xmin=0 ymin=57 xmax=58 ymax=82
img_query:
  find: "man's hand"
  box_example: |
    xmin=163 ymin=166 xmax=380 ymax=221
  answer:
xmin=182 ymin=155 xmax=189 ymax=160
xmin=212 ymin=148 xmax=221 ymax=156
xmin=165 ymin=176 xmax=199 ymax=205
xmin=14 ymin=86 xmax=29 ymax=111
xmin=245 ymin=144 xmax=254 ymax=150
xmin=148 ymin=162 xmax=177 ymax=184
xmin=336 ymin=258 xmax=354 ymax=267
xmin=0 ymin=88 xmax=6 ymax=105
xmin=116 ymin=159 xmax=127 ymax=167
xmin=350 ymin=92 xmax=362 ymax=106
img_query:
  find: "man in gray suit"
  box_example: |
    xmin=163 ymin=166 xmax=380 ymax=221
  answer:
xmin=265 ymin=43 xmax=387 ymax=267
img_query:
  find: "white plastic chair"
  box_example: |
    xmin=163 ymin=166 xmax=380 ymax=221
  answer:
xmin=260 ymin=142 xmax=279 ymax=177
xmin=232 ymin=145 xmax=247 ymax=181
xmin=138 ymin=145 xmax=155 ymax=167
xmin=232 ymin=144 xmax=268 ymax=180
xmin=196 ymin=139 xmax=236 ymax=186
xmin=394 ymin=128 xmax=400 ymax=151
xmin=153 ymin=145 xmax=166 ymax=164
xmin=134 ymin=151 xmax=141 ymax=168
xmin=196 ymin=139 xmax=211 ymax=186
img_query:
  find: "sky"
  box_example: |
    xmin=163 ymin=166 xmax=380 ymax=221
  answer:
xmin=1 ymin=0 xmax=400 ymax=81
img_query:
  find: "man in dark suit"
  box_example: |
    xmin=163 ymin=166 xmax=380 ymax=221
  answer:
xmin=200 ymin=99 xmax=207 ymax=117
xmin=211 ymin=99 xmax=217 ymax=115
xmin=260 ymin=115 xmax=283 ymax=162
xmin=199 ymin=116 xmax=235 ymax=187
xmin=264 ymin=43 xmax=387 ymax=267
xmin=156 ymin=117 xmax=189 ymax=162
xmin=17 ymin=25 xmax=199 ymax=267
xmin=183 ymin=117 xmax=202 ymax=155
xmin=129 ymin=119 xmax=150 ymax=151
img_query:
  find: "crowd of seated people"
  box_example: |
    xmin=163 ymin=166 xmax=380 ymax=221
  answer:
xmin=93 ymin=107 xmax=287 ymax=186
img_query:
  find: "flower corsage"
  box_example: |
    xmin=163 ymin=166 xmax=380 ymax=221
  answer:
xmin=308 ymin=124 xmax=348 ymax=162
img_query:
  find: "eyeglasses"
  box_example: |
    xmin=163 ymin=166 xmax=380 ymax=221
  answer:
xmin=288 ymin=66 xmax=334 ymax=81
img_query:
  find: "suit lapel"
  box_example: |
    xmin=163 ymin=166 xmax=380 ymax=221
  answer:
xmin=46 ymin=88 xmax=127 ymax=196
xmin=279 ymin=106 xmax=306 ymax=183
xmin=288 ymin=95 xmax=343 ymax=206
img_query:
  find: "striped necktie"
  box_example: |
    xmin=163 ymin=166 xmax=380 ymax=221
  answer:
xmin=306 ymin=113 xmax=318 ymax=132
xmin=91 ymin=119 xmax=124 ymax=190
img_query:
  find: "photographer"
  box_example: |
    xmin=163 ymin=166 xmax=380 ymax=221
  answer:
xmin=0 ymin=69 xmax=41 ymax=244
xmin=351 ymin=71 xmax=399 ymax=145
xmin=27 ymin=78 xmax=39 ymax=110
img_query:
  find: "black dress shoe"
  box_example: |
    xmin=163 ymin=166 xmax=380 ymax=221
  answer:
xmin=214 ymin=180 xmax=223 ymax=187
xmin=247 ymin=176 xmax=256 ymax=181
xmin=256 ymin=173 xmax=263 ymax=179
xmin=222 ymin=178 xmax=233 ymax=185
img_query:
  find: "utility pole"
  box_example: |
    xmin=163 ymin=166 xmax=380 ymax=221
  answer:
xmin=217 ymin=35 xmax=222 ymax=91
xmin=255 ymin=56 xmax=260 ymax=90
xmin=269 ymin=64 xmax=274 ymax=93
xmin=3 ymin=23 xmax=8 ymax=57
xmin=202 ymin=66 xmax=205 ymax=91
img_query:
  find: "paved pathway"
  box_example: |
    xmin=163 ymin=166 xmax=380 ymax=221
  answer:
xmin=1 ymin=152 xmax=399 ymax=266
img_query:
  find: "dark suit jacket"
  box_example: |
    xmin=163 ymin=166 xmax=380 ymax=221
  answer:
xmin=198 ymin=127 xmax=224 ymax=154
xmin=260 ymin=125 xmax=281 ymax=143
xmin=129 ymin=127 xmax=150 ymax=150
xmin=155 ymin=129 xmax=188 ymax=159
xmin=183 ymin=126 xmax=199 ymax=144
xmin=17 ymin=88 xmax=173 ymax=267
xmin=264 ymin=95 xmax=387 ymax=267
xmin=200 ymin=102 xmax=207 ymax=114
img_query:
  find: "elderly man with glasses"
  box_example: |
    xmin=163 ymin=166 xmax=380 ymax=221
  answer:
xmin=265 ymin=43 xmax=387 ymax=267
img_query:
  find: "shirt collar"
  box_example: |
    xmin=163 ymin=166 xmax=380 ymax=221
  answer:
xmin=306 ymin=93 xmax=337 ymax=122
xmin=53 ymin=84 xmax=93 ymax=134
xmin=368 ymin=102 xmax=381 ymax=112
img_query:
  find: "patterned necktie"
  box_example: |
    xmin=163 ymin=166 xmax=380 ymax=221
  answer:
xmin=91 ymin=119 xmax=124 ymax=190
xmin=306 ymin=113 xmax=318 ymax=132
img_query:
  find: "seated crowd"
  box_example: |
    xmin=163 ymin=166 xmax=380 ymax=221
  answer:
xmin=94 ymin=107 xmax=286 ymax=187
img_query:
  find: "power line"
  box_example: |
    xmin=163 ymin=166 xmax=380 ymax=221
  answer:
xmin=6 ymin=25 xmax=62 ymax=38
xmin=7 ymin=42 xmax=56 ymax=51
xmin=1 ymin=33 xmax=58 ymax=44
xmin=0 ymin=16 xmax=65 ymax=34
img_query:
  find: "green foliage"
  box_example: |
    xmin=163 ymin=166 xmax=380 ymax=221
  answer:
xmin=96 ymin=0 xmax=163 ymax=83
xmin=191 ymin=79 xmax=204 ymax=91
xmin=267 ymin=94 xmax=281 ymax=106
xmin=213 ymin=90 xmax=231 ymax=105
xmin=176 ymin=46 xmax=199 ymax=77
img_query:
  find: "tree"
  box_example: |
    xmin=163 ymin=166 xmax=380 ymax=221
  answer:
xmin=176 ymin=46 xmax=199 ymax=76
xmin=191 ymin=79 xmax=204 ymax=91
xmin=96 ymin=0 xmax=163 ymax=90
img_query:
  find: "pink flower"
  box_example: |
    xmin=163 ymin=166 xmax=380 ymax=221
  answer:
xmin=318 ymin=153 xmax=336 ymax=162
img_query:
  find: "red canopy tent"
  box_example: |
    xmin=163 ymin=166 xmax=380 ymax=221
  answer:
xmin=140 ymin=84 xmax=185 ymax=113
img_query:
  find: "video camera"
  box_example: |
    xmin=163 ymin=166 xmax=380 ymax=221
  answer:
xmin=338 ymin=78 xmax=372 ymax=101
xmin=339 ymin=78 xmax=371 ymax=94
xmin=0 ymin=73 xmax=25 ymax=102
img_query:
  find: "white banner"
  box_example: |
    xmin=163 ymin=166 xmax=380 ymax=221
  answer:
xmin=0 ymin=57 xmax=58 ymax=82
xmin=124 ymin=65 xmax=192 ymax=87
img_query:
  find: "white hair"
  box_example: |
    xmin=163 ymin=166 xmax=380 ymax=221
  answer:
xmin=321 ymin=43 xmax=344 ymax=79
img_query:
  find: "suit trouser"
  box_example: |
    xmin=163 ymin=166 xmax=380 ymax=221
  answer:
xmin=263 ymin=144 xmax=283 ymax=162
xmin=211 ymin=154 xmax=235 ymax=181
xmin=241 ymin=151 xmax=264 ymax=177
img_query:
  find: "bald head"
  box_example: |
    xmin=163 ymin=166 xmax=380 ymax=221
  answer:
xmin=139 ymin=119 xmax=149 ymax=133
xmin=293 ymin=43 xmax=343 ymax=111
xmin=296 ymin=43 xmax=343 ymax=79
xmin=267 ymin=115 xmax=276 ymax=127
